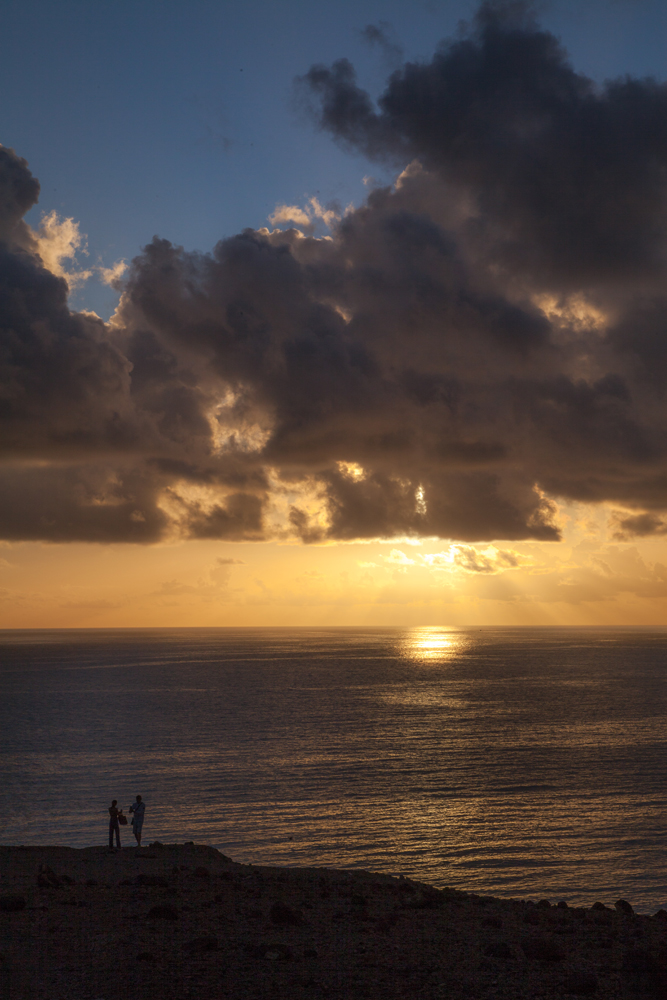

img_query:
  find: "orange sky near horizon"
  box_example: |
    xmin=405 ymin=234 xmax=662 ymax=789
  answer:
xmin=2 ymin=499 xmax=667 ymax=629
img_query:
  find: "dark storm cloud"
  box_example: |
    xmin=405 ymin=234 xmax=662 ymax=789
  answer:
xmin=0 ymin=241 xmax=135 ymax=458
xmin=4 ymin=2 xmax=667 ymax=544
xmin=301 ymin=1 xmax=667 ymax=287
xmin=0 ymin=146 xmax=39 ymax=240
xmin=611 ymin=511 xmax=667 ymax=541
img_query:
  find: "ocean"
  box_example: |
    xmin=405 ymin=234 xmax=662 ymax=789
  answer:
xmin=1 ymin=626 xmax=666 ymax=913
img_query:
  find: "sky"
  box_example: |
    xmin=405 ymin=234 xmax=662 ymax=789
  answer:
xmin=3 ymin=0 xmax=667 ymax=627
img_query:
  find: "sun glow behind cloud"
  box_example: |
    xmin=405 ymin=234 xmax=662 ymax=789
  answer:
xmin=4 ymin=6 xmax=667 ymax=626
xmin=2 ymin=497 xmax=667 ymax=628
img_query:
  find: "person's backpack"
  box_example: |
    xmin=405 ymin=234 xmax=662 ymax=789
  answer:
xmin=118 ymin=811 xmax=128 ymax=826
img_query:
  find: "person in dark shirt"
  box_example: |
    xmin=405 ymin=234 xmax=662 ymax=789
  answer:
xmin=108 ymin=799 xmax=121 ymax=851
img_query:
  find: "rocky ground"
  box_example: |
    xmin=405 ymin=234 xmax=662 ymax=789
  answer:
xmin=1 ymin=843 xmax=667 ymax=999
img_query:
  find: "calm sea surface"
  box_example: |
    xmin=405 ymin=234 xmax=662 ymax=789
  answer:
xmin=1 ymin=627 xmax=667 ymax=912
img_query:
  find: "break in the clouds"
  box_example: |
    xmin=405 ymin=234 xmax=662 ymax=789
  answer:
xmin=4 ymin=1 xmax=667 ymax=546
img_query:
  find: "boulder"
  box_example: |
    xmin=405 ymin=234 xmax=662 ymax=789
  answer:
xmin=483 ymin=941 xmax=515 ymax=961
xmin=622 ymin=946 xmax=664 ymax=982
xmin=37 ymin=865 xmax=60 ymax=889
xmin=615 ymin=898 xmax=633 ymax=916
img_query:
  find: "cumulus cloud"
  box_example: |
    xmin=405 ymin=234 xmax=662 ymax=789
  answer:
xmin=268 ymin=204 xmax=313 ymax=229
xmin=98 ymin=258 xmax=127 ymax=288
xmin=4 ymin=3 xmax=667 ymax=545
xmin=384 ymin=548 xmax=416 ymax=566
xmin=422 ymin=544 xmax=532 ymax=574
xmin=30 ymin=210 xmax=93 ymax=289
xmin=268 ymin=195 xmax=344 ymax=233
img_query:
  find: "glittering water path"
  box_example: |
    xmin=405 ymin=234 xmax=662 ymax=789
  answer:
xmin=2 ymin=627 xmax=667 ymax=911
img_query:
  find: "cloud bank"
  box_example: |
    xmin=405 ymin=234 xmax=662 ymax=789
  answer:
xmin=3 ymin=2 xmax=667 ymax=546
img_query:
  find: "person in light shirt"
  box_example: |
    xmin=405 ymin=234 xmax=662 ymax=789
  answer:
xmin=129 ymin=795 xmax=146 ymax=847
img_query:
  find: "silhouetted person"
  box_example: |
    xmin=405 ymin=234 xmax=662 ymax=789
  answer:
xmin=129 ymin=794 xmax=145 ymax=847
xmin=108 ymin=799 xmax=121 ymax=851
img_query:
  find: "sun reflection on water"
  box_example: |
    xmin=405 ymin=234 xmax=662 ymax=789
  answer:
xmin=403 ymin=627 xmax=467 ymax=661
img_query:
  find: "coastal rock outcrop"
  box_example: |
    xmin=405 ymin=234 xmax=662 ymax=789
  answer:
xmin=1 ymin=844 xmax=666 ymax=999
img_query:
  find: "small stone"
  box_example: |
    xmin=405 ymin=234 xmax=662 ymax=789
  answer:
xmin=557 ymin=900 xmax=569 ymax=909
xmin=147 ymin=904 xmax=178 ymax=921
xmin=266 ymin=943 xmax=292 ymax=961
xmin=521 ymin=935 xmax=565 ymax=962
xmin=563 ymin=969 xmax=598 ymax=995
xmin=183 ymin=935 xmax=218 ymax=954
xmin=483 ymin=941 xmax=515 ymax=960
xmin=0 ymin=895 xmax=26 ymax=913
xmin=270 ymin=901 xmax=304 ymax=926
xmin=536 ymin=899 xmax=551 ymax=909
xmin=654 ymin=908 xmax=667 ymax=920
xmin=591 ymin=901 xmax=607 ymax=911
xmin=134 ymin=874 xmax=170 ymax=888
xmin=245 ymin=942 xmax=293 ymax=961
xmin=375 ymin=914 xmax=397 ymax=934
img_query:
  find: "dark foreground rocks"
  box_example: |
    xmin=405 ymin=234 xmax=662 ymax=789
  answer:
xmin=1 ymin=844 xmax=666 ymax=999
